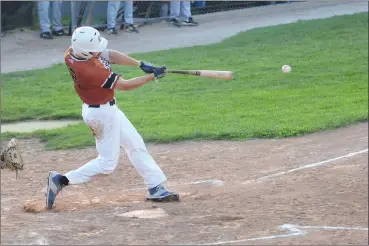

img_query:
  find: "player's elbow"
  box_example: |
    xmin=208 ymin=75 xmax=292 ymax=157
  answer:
xmin=115 ymin=78 xmax=133 ymax=91
xmin=108 ymin=50 xmax=119 ymax=64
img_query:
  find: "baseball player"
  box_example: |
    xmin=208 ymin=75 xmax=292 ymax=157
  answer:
xmin=45 ymin=26 xmax=179 ymax=210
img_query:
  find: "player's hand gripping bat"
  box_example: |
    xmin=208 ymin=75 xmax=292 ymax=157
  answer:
xmin=165 ymin=69 xmax=234 ymax=80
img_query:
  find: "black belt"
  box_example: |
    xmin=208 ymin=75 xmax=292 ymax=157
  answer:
xmin=88 ymin=98 xmax=116 ymax=108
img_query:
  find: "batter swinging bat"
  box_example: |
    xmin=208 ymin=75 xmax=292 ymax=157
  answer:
xmin=166 ymin=69 xmax=234 ymax=80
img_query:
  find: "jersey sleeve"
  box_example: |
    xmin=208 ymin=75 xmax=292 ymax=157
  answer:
xmin=101 ymin=71 xmax=120 ymax=89
xmin=100 ymin=49 xmax=111 ymax=61
xmin=88 ymin=60 xmax=120 ymax=89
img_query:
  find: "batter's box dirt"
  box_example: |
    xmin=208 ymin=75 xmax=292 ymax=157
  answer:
xmin=22 ymin=187 xmax=224 ymax=214
xmin=1 ymin=123 xmax=368 ymax=245
xmin=23 ymin=193 xmax=144 ymax=213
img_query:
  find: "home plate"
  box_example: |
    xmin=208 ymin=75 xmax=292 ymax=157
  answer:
xmin=116 ymin=208 xmax=168 ymax=219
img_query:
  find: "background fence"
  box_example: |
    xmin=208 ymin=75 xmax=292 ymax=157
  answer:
xmin=1 ymin=1 xmax=291 ymax=35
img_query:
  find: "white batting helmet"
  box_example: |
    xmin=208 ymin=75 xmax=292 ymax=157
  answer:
xmin=71 ymin=26 xmax=108 ymax=59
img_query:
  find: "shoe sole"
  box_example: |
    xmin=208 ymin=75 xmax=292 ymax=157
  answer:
xmin=181 ymin=23 xmax=198 ymax=26
xmin=45 ymin=171 xmax=59 ymax=209
xmin=52 ymin=32 xmax=64 ymax=36
xmin=45 ymin=171 xmax=53 ymax=209
xmin=170 ymin=22 xmax=182 ymax=28
xmin=146 ymin=193 xmax=180 ymax=202
xmin=125 ymin=29 xmax=139 ymax=33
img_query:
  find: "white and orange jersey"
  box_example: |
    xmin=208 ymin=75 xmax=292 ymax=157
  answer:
xmin=64 ymin=47 xmax=120 ymax=105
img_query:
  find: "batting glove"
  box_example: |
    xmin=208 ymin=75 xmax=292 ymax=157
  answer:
xmin=139 ymin=61 xmax=155 ymax=74
xmin=153 ymin=66 xmax=166 ymax=79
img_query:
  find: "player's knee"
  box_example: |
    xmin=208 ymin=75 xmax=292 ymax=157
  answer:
xmin=98 ymin=158 xmax=118 ymax=174
xmin=127 ymin=145 xmax=148 ymax=158
xmin=129 ymin=148 xmax=144 ymax=155
xmin=127 ymin=148 xmax=154 ymax=164
xmin=132 ymin=135 xmax=147 ymax=151
xmin=121 ymin=130 xmax=147 ymax=150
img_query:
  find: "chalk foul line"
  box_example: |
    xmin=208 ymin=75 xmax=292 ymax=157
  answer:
xmin=192 ymin=224 xmax=368 ymax=245
xmin=126 ymin=148 xmax=368 ymax=191
xmin=242 ymin=148 xmax=368 ymax=185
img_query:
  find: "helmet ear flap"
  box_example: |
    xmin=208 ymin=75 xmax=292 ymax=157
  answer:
xmin=80 ymin=52 xmax=93 ymax=59
xmin=71 ymin=43 xmax=93 ymax=59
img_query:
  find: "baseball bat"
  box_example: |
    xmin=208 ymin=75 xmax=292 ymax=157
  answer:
xmin=166 ymin=69 xmax=234 ymax=80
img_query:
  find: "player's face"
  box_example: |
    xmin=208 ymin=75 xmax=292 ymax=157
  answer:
xmin=90 ymin=52 xmax=102 ymax=58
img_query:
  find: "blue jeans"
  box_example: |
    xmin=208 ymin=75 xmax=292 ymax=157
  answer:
xmin=37 ymin=1 xmax=63 ymax=33
xmin=170 ymin=1 xmax=192 ymax=20
xmin=107 ymin=1 xmax=133 ymax=29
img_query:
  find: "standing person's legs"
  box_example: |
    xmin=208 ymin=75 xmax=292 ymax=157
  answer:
xmin=106 ymin=1 xmax=121 ymax=34
xmin=45 ymin=102 xmax=121 ymax=209
xmin=170 ymin=0 xmax=180 ymax=18
xmin=117 ymin=107 xmax=179 ymax=201
xmin=179 ymin=0 xmax=191 ymax=19
xmin=169 ymin=1 xmax=181 ymax=27
xmin=121 ymin=1 xmax=139 ymax=33
xmin=160 ymin=1 xmax=169 ymax=19
xmin=180 ymin=1 xmax=198 ymax=26
xmin=51 ymin=1 xmax=65 ymax=36
xmin=123 ymin=0 xmax=133 ymax=24
xmin=38 ymin=1 xmax=53 ymax=39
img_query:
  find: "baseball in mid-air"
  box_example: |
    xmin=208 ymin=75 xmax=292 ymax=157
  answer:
xmin=282 ymin=65 xmax=292 ymax=74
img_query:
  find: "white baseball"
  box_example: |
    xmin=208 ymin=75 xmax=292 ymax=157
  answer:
xmin=282 ymin=65 xmax=292 ymax=74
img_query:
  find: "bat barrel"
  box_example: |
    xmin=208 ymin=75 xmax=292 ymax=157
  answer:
xmin=167 ymin=70 xmax=234 ymax=80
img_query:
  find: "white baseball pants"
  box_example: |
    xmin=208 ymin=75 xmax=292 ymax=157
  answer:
xmin=64 ymin=100 xmax=167 ymax=189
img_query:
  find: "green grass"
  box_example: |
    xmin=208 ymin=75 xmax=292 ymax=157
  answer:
xmin=2 ymin=13 xmax=368 ymax=150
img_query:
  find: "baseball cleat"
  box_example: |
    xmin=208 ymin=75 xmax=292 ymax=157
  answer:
xmin=45 ymin=171 xmax=64 ymax=209
xmin=40 ymin=31 xmax=53 ymax=39
xmin=181 ymin=17 xmax=198 ymax=26
xmin=146 ymin=184 xmax=180 ymax=202
xmin=106 ymin=27 xmax=117 ymax=35
xmin=121 ymin=24 xmax=139 ymax=33
xmin=170 ymin=18 xmax=182 ymax=27
xmin=52 ymin=29 xmax=66 ymax=36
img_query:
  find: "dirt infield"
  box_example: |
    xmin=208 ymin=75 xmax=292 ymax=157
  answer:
xmin=1 ymin=123 xmax=367 ymax=245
